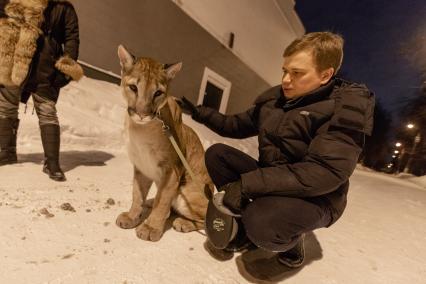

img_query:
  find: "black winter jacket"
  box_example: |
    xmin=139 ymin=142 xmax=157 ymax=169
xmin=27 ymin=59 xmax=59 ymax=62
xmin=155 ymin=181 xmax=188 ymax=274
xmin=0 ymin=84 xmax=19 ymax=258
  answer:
xmin=196 ymin=78 xmax=375 ymax=225
xmin=23 ymin=1 xmax=79 ymax=103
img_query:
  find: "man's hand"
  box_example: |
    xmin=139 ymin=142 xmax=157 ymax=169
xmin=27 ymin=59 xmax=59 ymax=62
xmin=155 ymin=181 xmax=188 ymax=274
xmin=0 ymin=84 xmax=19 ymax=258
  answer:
xmin=219 ymin=180 xmax=248 ymax=215
xmin=177 ymin=96 xmax=200 ymax=120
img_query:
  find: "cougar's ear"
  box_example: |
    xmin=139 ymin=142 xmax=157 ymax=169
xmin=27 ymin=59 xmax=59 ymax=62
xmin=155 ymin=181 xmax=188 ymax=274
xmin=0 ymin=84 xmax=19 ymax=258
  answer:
xmin=164 ymin=62 xmax=182 ymax=80
xmin=118 ymin=45 xmax=135 ymax=71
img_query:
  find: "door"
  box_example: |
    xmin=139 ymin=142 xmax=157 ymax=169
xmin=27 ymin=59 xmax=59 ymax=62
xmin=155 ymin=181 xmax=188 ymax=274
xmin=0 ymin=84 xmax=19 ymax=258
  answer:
xmin=197 ymin=67 xmax=231 ymax=114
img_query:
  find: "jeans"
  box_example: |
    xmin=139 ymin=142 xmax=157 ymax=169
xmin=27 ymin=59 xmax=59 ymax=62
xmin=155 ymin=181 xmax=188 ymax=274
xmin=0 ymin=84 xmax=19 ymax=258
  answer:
xmin=0 ymin=86 xmax=59 ymax=125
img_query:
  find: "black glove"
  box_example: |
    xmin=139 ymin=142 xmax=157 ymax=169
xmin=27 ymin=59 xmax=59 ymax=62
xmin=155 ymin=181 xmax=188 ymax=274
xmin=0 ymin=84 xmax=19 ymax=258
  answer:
xmin=219 ymin=180 xmax=248 ymax=215
xmin=177 ymin=96 xmax=200 ymax=120
xmin=53 ymin=72 xmax=71 ymax=89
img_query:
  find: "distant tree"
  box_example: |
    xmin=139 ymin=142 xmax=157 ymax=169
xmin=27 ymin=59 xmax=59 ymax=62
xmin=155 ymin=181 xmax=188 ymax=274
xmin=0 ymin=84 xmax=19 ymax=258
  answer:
xmin=361 ymin=99 xmax=393 ymax=171
xmin=397 ymin=24 xmax=426 ymax=175
xmin=395 ymin=84 xmax=426 ymax=176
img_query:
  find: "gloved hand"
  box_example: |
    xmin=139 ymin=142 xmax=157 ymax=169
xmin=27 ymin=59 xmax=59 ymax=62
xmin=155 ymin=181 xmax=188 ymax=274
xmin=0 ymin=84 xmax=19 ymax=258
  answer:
xmin=177 ymin=96 xmax=200 ymax=120
xmin=53 ymin=71 xmax=71 ymax=89
xmin=219 ymin=180 xmax=248 ymax=215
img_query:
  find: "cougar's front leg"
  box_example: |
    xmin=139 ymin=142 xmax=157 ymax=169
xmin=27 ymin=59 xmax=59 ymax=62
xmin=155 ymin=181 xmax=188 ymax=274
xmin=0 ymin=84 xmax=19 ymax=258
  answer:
xmin=116 ymin=167 xmax=152 ymax=229
xmin=136 ymin=167 xmax=181 ymax=241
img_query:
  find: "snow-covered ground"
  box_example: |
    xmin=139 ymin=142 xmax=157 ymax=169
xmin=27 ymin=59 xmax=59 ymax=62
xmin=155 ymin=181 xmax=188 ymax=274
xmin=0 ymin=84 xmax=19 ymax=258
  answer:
xmin=1 ymin=77 xmax=425 ymax=284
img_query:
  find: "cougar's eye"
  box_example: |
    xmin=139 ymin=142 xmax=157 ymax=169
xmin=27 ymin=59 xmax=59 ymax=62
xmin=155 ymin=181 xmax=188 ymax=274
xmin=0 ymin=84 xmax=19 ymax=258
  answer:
xmin=153 ymin=90 xmax=164 ymax=98
xmin=128 ymin=84 xmax=138 ymax=93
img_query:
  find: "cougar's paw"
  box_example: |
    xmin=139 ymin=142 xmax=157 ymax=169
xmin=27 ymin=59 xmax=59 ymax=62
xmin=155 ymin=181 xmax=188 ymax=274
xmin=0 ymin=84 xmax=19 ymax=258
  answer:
xmin=116 ymin=212 xmax=142 ymax=229
xmin=136 ymin=222 xmax=164 ymax=241
xmin=173 ymin=217 xmax=204 ymax=232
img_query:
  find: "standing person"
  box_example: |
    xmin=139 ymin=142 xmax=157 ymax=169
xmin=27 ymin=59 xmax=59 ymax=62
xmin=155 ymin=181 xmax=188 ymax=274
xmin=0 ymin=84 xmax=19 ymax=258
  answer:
xmin=0 ymin=0 xmax=83 ymax=181
xmin=180 ymin=32 xmax=374 ymax=267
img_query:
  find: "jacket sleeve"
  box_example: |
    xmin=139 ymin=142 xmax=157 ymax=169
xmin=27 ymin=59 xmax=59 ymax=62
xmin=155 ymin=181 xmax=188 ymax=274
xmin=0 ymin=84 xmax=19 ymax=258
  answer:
xmin=241 ymin=85 xmax=375 ymax=198
xmin=62 ymin=3 xmax=79 ymax=60
xmin=241 ymin=126 xmax=363 ymax=197
xmin=195 ymin=106 xmax=259 ymax=139
xmin=194 ymin=86 xmax=280 ymax=138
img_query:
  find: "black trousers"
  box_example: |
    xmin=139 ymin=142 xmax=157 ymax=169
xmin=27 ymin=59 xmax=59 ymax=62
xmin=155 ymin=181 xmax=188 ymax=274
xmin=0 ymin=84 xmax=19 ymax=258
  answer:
xmin=205 ymin=143 xmax=332 ymax=252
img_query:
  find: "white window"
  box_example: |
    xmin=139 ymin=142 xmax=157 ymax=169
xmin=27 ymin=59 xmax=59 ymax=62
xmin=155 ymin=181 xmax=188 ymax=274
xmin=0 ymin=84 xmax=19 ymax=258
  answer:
xmin=197 ymin=67 xmax=232 ymax=114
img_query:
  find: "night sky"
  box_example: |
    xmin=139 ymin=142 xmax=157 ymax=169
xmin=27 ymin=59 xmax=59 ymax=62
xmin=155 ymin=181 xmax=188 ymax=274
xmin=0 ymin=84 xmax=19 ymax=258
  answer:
xmin=295 ymin=0 xmax=426 ymax=119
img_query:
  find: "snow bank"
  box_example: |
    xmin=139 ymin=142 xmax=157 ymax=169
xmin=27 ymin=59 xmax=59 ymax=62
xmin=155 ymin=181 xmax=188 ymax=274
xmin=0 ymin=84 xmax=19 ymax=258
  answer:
xmin=17 ymin=77 xmax=126 ymax=152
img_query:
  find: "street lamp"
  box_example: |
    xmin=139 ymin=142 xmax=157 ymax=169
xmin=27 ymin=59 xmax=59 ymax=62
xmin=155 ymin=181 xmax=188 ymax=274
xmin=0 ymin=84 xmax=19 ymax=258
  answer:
xmin=394 ymin=150 xmax=399 ymax=154
xmin=395 ymin=142 xmax=402 ymax=147
xmin=404 ymin=123 xmax=421 ymax=174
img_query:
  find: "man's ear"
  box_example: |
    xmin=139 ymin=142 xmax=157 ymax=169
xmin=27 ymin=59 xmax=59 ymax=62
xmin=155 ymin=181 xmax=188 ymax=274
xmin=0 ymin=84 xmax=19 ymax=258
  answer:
xmin=164 ymin=62 xmax=182 ymax=80
xmin=118 ymin=45 xmax=135 ymax=72
xmin=320 ymin=67 xmax=334 ymax=84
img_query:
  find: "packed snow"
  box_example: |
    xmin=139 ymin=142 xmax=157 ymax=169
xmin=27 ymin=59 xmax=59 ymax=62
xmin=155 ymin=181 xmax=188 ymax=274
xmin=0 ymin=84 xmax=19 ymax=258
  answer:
xmin=1 ymin=77 xmax=425 ymax=284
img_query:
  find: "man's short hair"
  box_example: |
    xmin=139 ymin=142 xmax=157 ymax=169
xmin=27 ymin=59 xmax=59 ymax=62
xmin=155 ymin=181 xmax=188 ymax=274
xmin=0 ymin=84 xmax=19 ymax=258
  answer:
xmin=284 ymin=32 xmax=344 ymax=75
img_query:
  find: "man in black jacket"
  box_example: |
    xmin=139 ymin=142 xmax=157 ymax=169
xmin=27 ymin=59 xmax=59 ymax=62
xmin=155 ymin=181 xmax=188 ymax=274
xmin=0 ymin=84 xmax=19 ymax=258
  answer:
xmin=0 ymin=0 xmax=83 ymax=181
xmin=180 ymin=32 xmax=374 ymax=267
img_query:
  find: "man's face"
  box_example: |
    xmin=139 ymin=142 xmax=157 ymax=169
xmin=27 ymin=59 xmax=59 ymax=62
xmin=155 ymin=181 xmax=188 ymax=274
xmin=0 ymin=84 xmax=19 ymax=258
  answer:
xmin=281 ymin=50 xmax=332 ymax=99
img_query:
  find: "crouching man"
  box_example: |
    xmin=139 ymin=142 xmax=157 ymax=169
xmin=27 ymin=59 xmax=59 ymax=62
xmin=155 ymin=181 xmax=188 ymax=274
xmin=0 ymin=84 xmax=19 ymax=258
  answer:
xmin=180 ymin=32 xmax=374 ymax=267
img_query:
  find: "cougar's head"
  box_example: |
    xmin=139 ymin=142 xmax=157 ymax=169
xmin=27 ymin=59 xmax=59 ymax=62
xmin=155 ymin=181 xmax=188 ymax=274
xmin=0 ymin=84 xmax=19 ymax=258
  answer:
xmin=117 ymin=45 xmax=182 ymax=124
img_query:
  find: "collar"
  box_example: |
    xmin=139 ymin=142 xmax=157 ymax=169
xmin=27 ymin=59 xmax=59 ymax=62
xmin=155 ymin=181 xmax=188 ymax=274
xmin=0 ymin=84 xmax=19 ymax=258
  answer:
xmin=276 ymin=78 xmax=336 ymax=111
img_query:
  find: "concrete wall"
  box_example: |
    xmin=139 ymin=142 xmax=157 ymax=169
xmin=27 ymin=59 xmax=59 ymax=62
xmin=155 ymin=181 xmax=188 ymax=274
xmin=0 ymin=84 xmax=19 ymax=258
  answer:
xmin=70 ymin=0 xmax=275 ymax=114
xmin=171 ymin=0 xmax=305 ymax=85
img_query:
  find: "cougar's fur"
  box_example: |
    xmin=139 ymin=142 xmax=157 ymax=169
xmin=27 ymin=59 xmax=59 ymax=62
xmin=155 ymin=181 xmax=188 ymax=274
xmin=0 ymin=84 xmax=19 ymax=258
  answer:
xmin=116 ymin=45 xmax=214 ymax=241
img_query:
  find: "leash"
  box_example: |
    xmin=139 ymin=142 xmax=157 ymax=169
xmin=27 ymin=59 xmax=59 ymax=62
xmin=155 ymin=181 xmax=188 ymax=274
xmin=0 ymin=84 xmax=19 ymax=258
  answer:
xmin=155 ymin=107 xmax=198 ymax=183
xmin=132 ymin=101 xmax=213 ymax=201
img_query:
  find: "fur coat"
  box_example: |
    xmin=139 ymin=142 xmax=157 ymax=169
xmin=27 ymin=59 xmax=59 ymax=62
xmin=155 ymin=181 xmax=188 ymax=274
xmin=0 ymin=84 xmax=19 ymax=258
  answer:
xmin=0 ymin=0 xmax=83 ymax=101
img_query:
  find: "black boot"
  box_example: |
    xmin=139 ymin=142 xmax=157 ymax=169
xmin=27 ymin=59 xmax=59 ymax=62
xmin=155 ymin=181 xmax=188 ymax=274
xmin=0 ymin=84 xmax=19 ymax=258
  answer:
xmin=277 ymin=234 xmax=305 ymax=268
xmin=0 ymin=118 xmax=19 ymax=166
xmin=223 ymin=219 xmax=256 ymax=252
xmin=40 ymin=124 xmax=66 ymax=181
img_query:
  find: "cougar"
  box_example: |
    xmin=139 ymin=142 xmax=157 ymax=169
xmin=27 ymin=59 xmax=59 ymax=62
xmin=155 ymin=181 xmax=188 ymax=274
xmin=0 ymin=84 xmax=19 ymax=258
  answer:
xmin=116 ymin=45 xmax=214 ymax=241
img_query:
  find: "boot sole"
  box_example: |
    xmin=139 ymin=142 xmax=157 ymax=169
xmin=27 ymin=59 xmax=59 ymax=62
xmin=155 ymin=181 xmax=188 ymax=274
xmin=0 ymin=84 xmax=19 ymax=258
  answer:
xmin=277 ymin=256 xmax=304 ymax=268
xmin=203 ymin=241 xmax=234 ymax=261
xmin=42 ymin=167 xmax=67 ymax=182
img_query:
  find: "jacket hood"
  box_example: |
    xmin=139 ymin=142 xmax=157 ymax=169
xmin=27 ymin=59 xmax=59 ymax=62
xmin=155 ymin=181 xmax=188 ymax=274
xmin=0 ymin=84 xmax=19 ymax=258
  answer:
xmin=330 ymin=79 xmax=375 ymax=136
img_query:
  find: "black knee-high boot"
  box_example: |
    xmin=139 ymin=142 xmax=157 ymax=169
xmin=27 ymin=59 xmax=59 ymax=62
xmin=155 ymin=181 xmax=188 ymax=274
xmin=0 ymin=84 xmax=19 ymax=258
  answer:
xmin=40 ymin=124 xmax=66 ymax=181
xmin=0 ymin=118 xmax=19 ymax=166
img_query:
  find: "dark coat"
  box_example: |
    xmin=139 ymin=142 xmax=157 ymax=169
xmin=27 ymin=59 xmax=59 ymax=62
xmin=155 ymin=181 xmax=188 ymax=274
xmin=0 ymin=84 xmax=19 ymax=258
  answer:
xmin=196 ymin=78 xmax=375 ymax=225
xmin=23 ymin=1 xmax=80 ymax=103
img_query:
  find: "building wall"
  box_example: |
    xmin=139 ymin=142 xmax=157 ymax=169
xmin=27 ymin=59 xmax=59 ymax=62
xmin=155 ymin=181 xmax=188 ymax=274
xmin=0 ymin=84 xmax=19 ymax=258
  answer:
xmin=171 ymin=0 xmax=305 ymax=85
xmin=70 ymin=0 xmax=297 ymax=114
